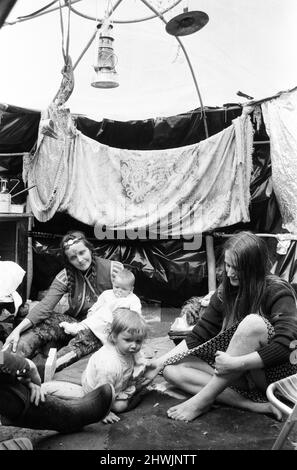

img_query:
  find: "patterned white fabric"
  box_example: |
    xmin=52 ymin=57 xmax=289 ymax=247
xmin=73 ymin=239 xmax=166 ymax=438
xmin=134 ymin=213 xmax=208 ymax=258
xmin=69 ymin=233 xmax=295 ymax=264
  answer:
xmin=261 ymin=88 xmax=297 ymax=234
xmin=24 ymin=105 xmax=253 ymax=234
xmin=0 ymin=261 xmax=25 ymax=298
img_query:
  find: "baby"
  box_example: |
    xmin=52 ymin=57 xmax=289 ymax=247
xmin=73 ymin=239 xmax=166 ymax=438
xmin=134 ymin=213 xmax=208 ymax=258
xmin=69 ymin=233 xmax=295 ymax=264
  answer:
xmin=60 ymin=268 xmax=141 ymax=343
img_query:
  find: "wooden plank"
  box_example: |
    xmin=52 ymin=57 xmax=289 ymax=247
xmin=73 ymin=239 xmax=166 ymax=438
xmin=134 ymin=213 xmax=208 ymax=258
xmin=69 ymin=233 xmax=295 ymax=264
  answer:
xmin=44 ymin=348 xmax=57 ymax=383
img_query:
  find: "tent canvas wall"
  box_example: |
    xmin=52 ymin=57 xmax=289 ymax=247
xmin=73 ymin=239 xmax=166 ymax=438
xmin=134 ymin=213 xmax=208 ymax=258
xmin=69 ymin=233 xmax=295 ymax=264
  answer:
xmin=0 ymin=0 xmax=296 ymax=120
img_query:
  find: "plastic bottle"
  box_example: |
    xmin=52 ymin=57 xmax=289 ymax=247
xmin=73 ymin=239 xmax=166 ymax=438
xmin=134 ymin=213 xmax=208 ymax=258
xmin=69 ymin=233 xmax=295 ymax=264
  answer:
xmin=0 ymin=178 xmax=11 ymax=213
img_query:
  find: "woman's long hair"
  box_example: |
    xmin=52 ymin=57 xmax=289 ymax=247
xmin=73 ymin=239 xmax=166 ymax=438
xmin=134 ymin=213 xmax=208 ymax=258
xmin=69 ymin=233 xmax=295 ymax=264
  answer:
xmin=221 ymin=231 xmax=273 ymax=329
xmin=60 ymin=231 xmax=97 ymax=298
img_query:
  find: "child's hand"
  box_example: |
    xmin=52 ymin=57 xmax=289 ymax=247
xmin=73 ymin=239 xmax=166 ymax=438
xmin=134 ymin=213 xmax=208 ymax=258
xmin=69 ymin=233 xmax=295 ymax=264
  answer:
xmin=138 ymin=359 xmax=162 ymax=388
xmin=59 ymin=321 xmax=79 ymax=336
xmin=102 ymin=411 xmax=120 ymax=424
xmin=27 ymin=382 xmax=46 ymax=406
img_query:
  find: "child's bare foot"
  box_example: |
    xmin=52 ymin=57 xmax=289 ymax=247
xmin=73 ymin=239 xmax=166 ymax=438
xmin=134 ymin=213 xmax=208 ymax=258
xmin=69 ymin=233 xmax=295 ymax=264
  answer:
xmin=102 ymin=411 xmax=120 ymax=424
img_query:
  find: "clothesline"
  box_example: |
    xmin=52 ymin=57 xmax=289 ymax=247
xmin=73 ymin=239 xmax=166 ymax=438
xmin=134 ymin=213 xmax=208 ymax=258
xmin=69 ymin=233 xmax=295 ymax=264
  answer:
xmin=0 ymin=139 xmax=270 ymax=158
xmin=28 ymin=231 xmax=296 ymax=241
xmin=212 ymin=232 xmax=297 ymax=240
xmin=0 ymin=152 xmax=26 ymax=156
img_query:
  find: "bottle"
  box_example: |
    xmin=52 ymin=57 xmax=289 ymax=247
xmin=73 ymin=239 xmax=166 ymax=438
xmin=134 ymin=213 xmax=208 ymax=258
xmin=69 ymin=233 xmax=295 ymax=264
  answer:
xmin=0 ymin=178 xmax=11 ymax=213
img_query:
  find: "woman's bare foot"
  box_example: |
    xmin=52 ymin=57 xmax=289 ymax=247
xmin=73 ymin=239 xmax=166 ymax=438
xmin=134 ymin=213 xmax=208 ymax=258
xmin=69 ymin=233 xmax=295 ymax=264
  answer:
xmin=167 ymin=395 xmax=211 ymax=422
xmin=264 ymin=403 xmax=283 ymax=421
xmin=167 ymin=396 xmax=283 ymax=422
xmin=241 ymin=399 xmax=283 ymax=421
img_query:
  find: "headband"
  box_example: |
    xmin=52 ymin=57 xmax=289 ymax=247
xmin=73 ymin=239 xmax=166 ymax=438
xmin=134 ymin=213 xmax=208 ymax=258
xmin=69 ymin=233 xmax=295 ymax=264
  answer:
xmin=63 ymin=236 xmax=83 ymax=250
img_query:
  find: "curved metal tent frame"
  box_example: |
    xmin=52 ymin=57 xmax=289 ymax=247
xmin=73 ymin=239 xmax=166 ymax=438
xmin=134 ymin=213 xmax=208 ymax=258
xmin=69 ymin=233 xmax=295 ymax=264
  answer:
xmin=2 ymin=0 xmax=296 ymax=121
xmin=71 ymin=0 xmax=208 ymax=136
xmin=4 ymin=0 xmax=182 ymax=25
xmin=69 ymin=0 xmax=183 ymax=23
xmin=3 ymin=0 xmax=208 ymax=136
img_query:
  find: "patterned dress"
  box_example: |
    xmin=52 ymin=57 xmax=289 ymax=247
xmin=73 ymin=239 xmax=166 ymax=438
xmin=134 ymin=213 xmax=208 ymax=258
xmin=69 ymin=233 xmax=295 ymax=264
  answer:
xmin=163 ymin=282 xmax=297 ymax=402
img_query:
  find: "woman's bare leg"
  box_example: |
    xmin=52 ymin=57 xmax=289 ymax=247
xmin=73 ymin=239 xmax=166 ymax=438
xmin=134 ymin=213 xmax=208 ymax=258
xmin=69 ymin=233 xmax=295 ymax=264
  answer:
xmin=165 ymin=362 xmax=281 ymax=419
xmin=165 ymin=354 xmax=281 ymax=419
xmin=166 ymin=314 xmax=281 ymax=421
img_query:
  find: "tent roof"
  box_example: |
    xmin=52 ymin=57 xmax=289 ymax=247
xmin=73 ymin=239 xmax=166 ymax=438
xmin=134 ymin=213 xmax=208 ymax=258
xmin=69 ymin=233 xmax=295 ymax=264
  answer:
xmin=0 ymin=0 xmax=296 ymax=121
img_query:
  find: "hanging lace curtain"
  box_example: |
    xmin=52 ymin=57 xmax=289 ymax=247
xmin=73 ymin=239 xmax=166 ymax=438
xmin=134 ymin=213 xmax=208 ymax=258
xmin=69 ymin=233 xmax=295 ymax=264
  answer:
xmin=24 ymin=104 xmax=253 ymax=236
xmin=261 ymin=88 xmax=297 ymax=234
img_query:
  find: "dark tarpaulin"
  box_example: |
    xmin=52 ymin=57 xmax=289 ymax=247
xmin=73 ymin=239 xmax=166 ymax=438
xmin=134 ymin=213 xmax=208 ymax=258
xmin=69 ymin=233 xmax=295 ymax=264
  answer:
xmin=75 ymin=105 xmax=243 ymax=149
xmin=0 ymin=104 xmax=40 ymax=203
xmin=0 ymin=103 xmax=282 ymax=305
xmin=273 ymin=241 xmax=297 ymax=291
xmin=0 ymin=103 xmax=243 ymax=154
xmin=0 ymin=104 xmax=40 ymax=156
xmin=249 ymin=146 xmax=281 ymax=235
xmin=31 ymin=229 xmax=208 ymax=307
xmin=0 ymin=0 xmax=17 ymax=28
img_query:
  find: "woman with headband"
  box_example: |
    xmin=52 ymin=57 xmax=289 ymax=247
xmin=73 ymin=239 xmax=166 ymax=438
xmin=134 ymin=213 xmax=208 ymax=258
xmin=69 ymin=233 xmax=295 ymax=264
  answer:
xmin=3 ymin=230 xmax=123 ymax=376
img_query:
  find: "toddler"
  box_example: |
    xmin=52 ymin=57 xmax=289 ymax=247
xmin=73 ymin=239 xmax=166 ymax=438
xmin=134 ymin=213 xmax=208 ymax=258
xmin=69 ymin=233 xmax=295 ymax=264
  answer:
xmin=43 ymin=308 xmax=148 ymax=424
xmin=82 ymin=308 xmax=148 ymax=423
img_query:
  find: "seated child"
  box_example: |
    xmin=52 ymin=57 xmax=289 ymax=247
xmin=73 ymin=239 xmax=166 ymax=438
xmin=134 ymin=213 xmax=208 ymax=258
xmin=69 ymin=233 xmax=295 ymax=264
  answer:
xmin=59 ymin=269 xmax=141 ymax=343
xmin=82 ymin=308 xmax=148 ymax=423
xmin=42 ymin=308 xmax=149 ymax=424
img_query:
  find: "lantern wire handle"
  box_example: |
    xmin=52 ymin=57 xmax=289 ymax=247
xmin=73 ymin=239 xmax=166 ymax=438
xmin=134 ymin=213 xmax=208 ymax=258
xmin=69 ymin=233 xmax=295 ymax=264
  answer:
xmin=73 ymin=0 xmax=124 ymax=72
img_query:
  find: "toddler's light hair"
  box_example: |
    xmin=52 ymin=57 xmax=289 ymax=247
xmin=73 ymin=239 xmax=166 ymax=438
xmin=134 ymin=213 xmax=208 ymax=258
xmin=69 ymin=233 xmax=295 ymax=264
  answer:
xmin=114 ymin=268 xmax=135 ymax=288
xmin=109 ymin=308 xmax=148 ymax=343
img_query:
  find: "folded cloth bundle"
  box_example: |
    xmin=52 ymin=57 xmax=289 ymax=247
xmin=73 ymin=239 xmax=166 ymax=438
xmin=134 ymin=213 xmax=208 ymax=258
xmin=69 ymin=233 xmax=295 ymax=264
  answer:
xmin=0 ymin=261 xmax=25 ymax=314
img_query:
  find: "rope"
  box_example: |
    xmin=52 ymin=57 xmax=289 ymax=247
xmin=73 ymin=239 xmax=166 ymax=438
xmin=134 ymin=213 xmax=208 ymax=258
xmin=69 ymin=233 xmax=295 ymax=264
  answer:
xmin=0 ymin=152 xmax=25 ymax=156
xmin=28 ymin=231 xmax=63 ymax=239
xmin=73 ymin=28 xmax=98 ymax=71
xmin=17 ymin=0 xmax=59 ymax=19
xmin=212 ymin=232 xmax=297 ymax=240
xmin=65 ymin=0 xmax=71 ymax=59
xmin=28 ymin=231 xmax=102 ymax=243
xmin=3 ymin=0 xmax=83 ymax=26
xmin=58 ymin=0 xmax=71 ymax=63
xmin=69 ymin=0 xmax=183 ymax=24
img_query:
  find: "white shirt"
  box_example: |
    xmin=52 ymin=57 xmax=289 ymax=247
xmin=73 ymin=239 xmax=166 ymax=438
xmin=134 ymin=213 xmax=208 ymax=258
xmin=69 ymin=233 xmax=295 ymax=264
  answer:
xmin=81 ymin=289 xmax=142 ymax=342
xmin=81 ymin=342 xmax=146 ymax=400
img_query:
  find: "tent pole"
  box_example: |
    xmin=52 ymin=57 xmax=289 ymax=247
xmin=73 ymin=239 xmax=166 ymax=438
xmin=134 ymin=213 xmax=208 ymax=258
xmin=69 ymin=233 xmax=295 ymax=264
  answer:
xmin=213 ymin=232 xmax=297 ymax=240
xmin=4 ymin=0 xmax=84 ymax=26
xmin=139 ymin=0 xmax=209 ymax=139
xmin=27 ymin=214 xmax=33 ymax=299
xmin=205 ymin=235 xmax=216 ymax=292
xmin=73 ymin=28 xmax=98 ymax=71
xmin=69 ymin=0 xmax=182 ymax=24
xmin=0 ymin=0 xmax=18 ymax=28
